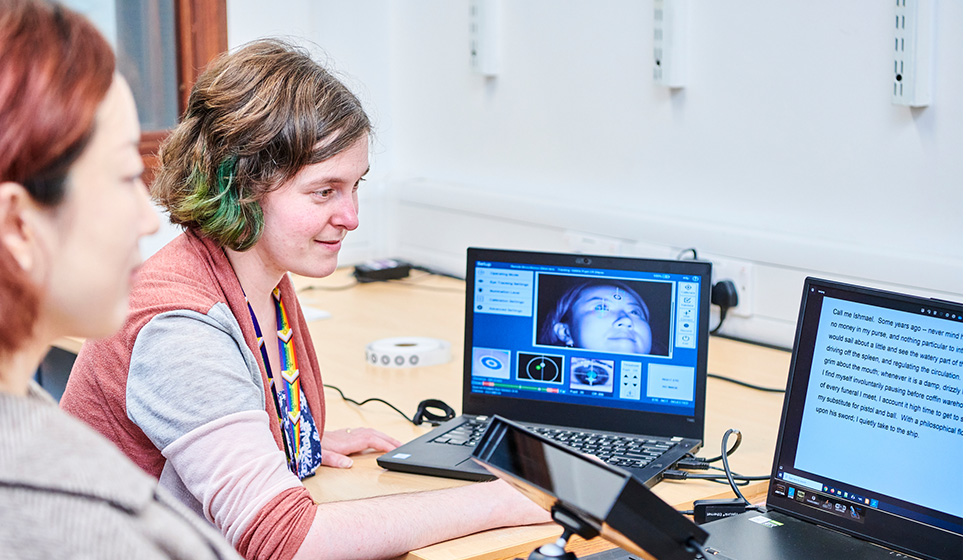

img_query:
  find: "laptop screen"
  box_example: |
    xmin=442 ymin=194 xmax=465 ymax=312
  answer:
xmin=769 ymin=277 xmax=963 ymax=558
xmin=462 ymin=248 xmax=711 ymax=439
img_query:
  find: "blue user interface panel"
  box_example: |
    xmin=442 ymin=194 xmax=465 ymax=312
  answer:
xmin=468 ymin=259 xmax=704 ymax=417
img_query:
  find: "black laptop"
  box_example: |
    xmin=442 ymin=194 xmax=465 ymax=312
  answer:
xmin=591 ymin=277 xmax=964 ymax=560
xmin=377 ymin=247 xmax=712 ymax=486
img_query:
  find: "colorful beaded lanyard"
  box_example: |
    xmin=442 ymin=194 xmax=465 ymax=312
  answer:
xmin=246 ymin=288 xmax=322 ymax=479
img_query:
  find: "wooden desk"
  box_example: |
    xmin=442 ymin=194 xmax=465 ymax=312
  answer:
xmin=295 ymin=269 xmax=791 ymax=560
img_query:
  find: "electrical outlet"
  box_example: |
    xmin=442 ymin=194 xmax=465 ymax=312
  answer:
xmin=892 ymin=0 xmax=935 ymax=107
xmin=564 ymin=231 xmax=623 ymax=255
xmin=706 ymin=256 xmax=754 ymax=318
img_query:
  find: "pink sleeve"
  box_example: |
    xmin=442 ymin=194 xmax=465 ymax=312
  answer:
xmin=161 ymin=410 xmax=318 ymax=560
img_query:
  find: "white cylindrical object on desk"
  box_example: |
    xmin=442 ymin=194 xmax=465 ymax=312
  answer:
xmin=365 ymin=337 xmax=452 ymax=368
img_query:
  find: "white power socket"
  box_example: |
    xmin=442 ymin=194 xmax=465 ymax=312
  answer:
xmin=892 ymin=0 xmax=935 ymax=107
xmin=707 ymin=255 xmax=754 ymax=318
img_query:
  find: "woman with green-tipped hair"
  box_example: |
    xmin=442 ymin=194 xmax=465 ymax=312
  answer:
xmin=61 ymin=39 xmax=546 ymax=560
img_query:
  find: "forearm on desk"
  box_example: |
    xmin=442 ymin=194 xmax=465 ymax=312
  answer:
xmin=164 ymin=412 xmax=548 ymax=560
xmin=296 ymin=479 xmax=549 ymax=560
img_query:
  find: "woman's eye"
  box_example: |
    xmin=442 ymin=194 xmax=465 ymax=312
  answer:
xmin=594 ymin=303 xmax=609 ymax=312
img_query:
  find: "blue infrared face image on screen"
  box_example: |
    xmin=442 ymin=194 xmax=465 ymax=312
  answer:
xmin=469 ymin=258 xmax=703 ymax=418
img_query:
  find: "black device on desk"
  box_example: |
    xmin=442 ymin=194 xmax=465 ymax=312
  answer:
xmin=472 ymin=415 xmax=709 ymax=560
xmin=589 ymin=278 xmax=965 ymax=560
xmin=378 ymin=247 xmax=711 ymax=486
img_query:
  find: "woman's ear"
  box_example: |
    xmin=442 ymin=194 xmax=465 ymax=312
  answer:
xmin=552 ymin=322 xmax=573 ymax=347
xmin=0 ymin=182 xmax=36 ymax=272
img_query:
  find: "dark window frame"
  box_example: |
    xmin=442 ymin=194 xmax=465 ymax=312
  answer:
xmin=139 ymin=0 xmax=226 ymax=183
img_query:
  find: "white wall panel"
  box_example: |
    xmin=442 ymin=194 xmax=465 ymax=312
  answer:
xmin=224 ymin=1 xmax=963 ymax=349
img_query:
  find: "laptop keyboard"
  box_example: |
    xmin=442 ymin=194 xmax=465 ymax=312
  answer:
xmin=429 ymin=418 xmax=675 ymax=470
xmin=428 ymin=418 xmax=490 ymax=447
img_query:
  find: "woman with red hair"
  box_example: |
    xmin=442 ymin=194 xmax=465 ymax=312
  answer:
xmin=0 ymin=1 xmax=240 ymax=556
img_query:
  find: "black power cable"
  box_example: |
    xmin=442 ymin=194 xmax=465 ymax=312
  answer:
xmin=324 ymin=384 xmax=412 ymax=423
xmin=676 ymin=247 xmax=741 ymax=334
xmin=708 ymin=372 xmax=786 ymax=393
xmin=720 ymin=429 xmax=750 ymax=505
xmin=700 ymin=429 xmax=740 ymax=464
xmin=710 ymin=280 xmax=739 ymax=334
xmin=324 ymin=384 xmax=455 ymax=427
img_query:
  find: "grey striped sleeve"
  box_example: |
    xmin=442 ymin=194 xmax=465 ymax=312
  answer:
xmin=127 ymin=302 xmax=266 ymax=451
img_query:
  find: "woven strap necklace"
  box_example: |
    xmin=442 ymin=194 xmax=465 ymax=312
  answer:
xmin=246 ymin=287 xmax=322 ymax=478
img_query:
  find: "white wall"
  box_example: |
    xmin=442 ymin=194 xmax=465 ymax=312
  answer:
xmin=226 ymin=0 xmax=963 ymax=349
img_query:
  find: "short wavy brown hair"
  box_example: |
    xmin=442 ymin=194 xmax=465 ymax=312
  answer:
xmin=152 ymin=39 xmax=371 ymax=251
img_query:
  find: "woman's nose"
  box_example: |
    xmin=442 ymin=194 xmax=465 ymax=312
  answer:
xmin=614 ymin=311 xmax=632 ymax=328
xmin=334 ymin=196 xmax=359 ymax=230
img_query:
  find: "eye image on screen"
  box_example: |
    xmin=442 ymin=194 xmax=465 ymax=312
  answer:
xmin=517 ymin=353 xmax=564 ymax=384
xmin=535 ymin=275 xmax=672 ymax=357
xmin=569 ymin=357 xmax=615 ymax=393
xmin=472 ymin=347 xmax=512 ymax=380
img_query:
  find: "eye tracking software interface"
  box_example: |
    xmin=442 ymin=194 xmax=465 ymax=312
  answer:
xmin=469 ymin=259 xmax=704 ymax=417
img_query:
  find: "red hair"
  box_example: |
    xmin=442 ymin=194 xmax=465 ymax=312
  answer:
xmin=0 ymin=0 xmax=115 ymax=356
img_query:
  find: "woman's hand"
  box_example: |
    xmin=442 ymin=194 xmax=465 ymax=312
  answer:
xmin=321 ymin=427 xmax=402 ymax=468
